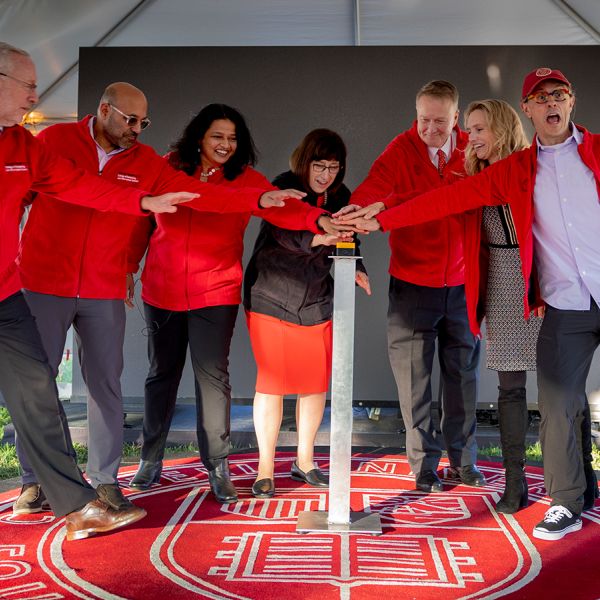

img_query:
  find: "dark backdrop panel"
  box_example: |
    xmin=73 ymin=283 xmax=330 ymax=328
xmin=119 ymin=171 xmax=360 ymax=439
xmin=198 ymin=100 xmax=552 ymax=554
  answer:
xmin=74 ymin=46 xmax=600 ymax=403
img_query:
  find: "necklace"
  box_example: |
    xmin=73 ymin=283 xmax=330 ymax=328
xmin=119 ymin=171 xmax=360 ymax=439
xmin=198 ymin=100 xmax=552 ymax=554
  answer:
xmin=318 ymin=190 xmax=328 ymax=208
xmin=200 ymin=166 xmax=221 ymax=181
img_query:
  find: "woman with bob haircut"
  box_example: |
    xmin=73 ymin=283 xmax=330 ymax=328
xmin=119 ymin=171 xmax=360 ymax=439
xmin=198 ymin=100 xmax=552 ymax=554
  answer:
xmin=129 ymin=106 xmax=337 ymax=504
xmin=243 ymin=128 xmax=370 ymax=498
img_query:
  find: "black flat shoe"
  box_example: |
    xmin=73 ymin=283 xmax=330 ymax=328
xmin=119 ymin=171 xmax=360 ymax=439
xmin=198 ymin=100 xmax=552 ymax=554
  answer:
xmin=128 ymin=460 xmax=162 ymax=490
xmin=415 ymin=470 xmax=443 ymax=493
xmin=252 ymin=478 xmax=275 ymax=498
xmin=290 ymin=462 xmax=329 ymax=488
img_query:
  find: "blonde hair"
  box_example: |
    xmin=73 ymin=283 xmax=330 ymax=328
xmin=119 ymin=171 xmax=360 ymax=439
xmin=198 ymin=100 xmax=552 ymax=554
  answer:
xmin=464 ymin=99 xmax=529 ymax=175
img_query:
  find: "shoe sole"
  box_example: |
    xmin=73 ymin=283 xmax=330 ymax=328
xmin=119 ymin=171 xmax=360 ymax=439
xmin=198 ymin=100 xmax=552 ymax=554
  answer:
xmin=66 ymin=508 xmax=147 ymax=542
xmin=127 ymin=476 xmax=161 ymax=490
xmin=532 ymin=520 xmax=582 ymax=541
xmin=496 ymin=502 xmax=528 ymax=514
xmin=416 ymin=486 xmax=443 ymax=493
xmin=252 ymin=492 xmax=275 ymax=499
xmin=13 ymin=502 xmax=52 ymax=515
xmin=290 ymin=474 xmax=328 ymax=488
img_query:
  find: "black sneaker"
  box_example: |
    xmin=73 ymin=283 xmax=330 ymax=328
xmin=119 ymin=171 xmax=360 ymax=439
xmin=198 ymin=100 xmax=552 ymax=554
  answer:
xmin=533 ymin=505 xmax=582 ymax=541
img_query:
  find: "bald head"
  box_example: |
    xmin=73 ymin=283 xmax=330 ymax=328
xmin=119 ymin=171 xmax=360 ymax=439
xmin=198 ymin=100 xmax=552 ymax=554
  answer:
xmin=99 ymin=82 xmax=147 ymax=109
xmin=94 ymin=82 xmax=149 ymax=151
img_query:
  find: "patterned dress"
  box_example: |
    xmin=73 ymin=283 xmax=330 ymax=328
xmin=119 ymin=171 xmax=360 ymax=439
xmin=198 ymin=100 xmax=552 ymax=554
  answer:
xmin=482 ymin=205 xmax=543 ymax=371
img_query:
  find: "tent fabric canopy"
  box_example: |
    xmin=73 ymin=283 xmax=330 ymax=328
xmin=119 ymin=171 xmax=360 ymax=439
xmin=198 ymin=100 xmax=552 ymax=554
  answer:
xmin=1 ymin=0 xmax=599 ymax=121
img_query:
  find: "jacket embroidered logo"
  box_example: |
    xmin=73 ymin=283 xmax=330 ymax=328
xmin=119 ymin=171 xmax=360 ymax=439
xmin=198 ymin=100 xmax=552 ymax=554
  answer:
xmin=116 ymin=172 xmax=140 ymax=183
xmin=5 ymin=163 xmax=28 ymax=172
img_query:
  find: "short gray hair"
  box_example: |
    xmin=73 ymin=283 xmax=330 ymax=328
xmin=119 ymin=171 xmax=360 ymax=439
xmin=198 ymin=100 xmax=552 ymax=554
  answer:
xmin=0 ymin=41 xmax=30 ymax=72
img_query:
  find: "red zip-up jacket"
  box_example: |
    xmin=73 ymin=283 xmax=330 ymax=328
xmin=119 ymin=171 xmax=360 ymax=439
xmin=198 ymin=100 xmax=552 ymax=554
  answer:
xmin=0 ymin=125 xmax=148 ymax=302
xmin=17 ymin=116 xmax=281 ymax=299
xmin=351 ymin=122 xmax=469 ymax=287
xmin=376 ymin=125 xmax=600 ymax=335
xmin=141 ymin=166 xmax=325 ymax=311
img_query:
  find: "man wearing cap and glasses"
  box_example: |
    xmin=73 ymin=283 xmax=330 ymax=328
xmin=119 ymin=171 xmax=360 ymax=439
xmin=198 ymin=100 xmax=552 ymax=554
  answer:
xmin=519 ymin=67 xmax=599 ymax=540
xmin=338 ymin=67 xmax=600 ymax=541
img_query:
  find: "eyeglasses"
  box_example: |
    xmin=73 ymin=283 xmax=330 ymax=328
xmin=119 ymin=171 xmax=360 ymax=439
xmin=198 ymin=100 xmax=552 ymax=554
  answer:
xmin=525 ymin=88 xmax=572 ymax=104
xmin=312 ymin=162 xmax=341 ymax=175
xmin=109 ymin=104 xmax=151 ymax=130
xmin=0 ymin=71 xmax=37 ymax=92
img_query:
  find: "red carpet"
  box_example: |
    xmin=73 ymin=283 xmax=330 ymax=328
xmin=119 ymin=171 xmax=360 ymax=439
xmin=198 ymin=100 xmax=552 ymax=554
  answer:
xmin=0 ymin=453 xmax=598 ymax=599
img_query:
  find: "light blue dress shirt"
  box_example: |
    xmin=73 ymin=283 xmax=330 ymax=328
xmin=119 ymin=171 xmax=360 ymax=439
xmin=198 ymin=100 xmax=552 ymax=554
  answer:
xmin=88 ymin=117 xmax=124 ymax=173
xmin=533 ymin=125 xmax=600 ymax=310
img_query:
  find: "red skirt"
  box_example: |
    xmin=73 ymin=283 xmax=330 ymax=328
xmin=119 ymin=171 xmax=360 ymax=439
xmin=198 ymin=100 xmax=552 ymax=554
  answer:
xmin=246 ymin=311 xmax=332 ymax=395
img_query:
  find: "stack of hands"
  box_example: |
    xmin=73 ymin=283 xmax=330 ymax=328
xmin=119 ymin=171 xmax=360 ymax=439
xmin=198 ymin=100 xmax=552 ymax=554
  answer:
xmin=330 ymin=201 xmax=386 ymax=233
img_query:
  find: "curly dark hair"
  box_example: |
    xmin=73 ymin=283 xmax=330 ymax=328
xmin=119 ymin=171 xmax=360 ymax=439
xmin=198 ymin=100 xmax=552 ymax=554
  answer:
xmin=168 ymin=103 xmax=257 ymax=180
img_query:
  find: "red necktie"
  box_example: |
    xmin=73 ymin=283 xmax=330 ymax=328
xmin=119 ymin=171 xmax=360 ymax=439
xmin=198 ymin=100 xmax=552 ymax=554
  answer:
xmin=437 ymin=149 xmax=447 ymax=176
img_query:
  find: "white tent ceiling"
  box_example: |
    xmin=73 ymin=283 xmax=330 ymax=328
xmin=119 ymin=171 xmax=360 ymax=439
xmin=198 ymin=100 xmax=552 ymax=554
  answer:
xmin=1 ymin=0 xmax=599 ymax=122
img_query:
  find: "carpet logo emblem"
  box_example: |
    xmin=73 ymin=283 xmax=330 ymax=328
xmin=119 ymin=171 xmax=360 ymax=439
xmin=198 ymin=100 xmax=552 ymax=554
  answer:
xmin=0 ymin=454 xmax=598 ymax=599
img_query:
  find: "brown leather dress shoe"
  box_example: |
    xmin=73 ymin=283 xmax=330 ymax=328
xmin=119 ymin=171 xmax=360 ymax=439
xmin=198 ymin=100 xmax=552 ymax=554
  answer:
xmin=64 ymin=499 xmax=146 ymax=541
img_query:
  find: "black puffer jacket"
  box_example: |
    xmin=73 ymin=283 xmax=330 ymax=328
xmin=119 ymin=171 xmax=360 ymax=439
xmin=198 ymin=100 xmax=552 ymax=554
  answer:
xmin=243 ymin=171 xmax=364 ymax=326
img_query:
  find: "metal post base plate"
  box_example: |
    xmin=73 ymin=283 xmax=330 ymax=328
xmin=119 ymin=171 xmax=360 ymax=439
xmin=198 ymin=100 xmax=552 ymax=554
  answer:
xmin=296 ymin=511 xmax=382 ymax=534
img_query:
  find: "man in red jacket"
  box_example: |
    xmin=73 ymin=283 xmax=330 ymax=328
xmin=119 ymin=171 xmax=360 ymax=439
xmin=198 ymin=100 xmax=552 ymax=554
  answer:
xmin=0 ymin=41 xmax=199 ymax=540
xmin=337 ymin=68 xmax=600 ymax=541
xmin=348 ymin=80 xmax=484 ymax=494
xmin=13 ymin=80 xmax=329 ymax=513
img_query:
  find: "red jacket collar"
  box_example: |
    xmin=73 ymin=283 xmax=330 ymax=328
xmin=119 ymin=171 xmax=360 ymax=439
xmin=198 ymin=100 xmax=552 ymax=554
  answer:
xmin=77 ymin=114 xmax=140 ymax=159
xmin=407 ymin=121 xmax=468 ymax=164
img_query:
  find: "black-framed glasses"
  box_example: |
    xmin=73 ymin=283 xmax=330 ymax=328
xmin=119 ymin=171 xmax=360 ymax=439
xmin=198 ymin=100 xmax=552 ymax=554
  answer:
xmin=525 ymin=88 xmax=572 ymax=104
xmin=109 ymin=104 xmax=151 ymax=130
xmin=312 ymin=162 xmax=341 ymax=175
xmin=0 ymin=71 xmax=37 ymax=92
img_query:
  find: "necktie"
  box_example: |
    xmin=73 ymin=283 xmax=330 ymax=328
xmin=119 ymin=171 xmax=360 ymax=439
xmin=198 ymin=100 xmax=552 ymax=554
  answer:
xmin=437 ymin=149 xmax=447 ymax=176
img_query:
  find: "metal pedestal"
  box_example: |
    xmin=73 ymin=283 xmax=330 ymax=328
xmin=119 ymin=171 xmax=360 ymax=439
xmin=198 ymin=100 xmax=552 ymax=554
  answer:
xmin=296 ymin=245 xmax=382 ymax=535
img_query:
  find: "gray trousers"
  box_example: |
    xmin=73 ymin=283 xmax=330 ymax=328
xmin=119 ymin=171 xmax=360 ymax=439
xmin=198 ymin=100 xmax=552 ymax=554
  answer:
xmin=0 ymin=292 xmax=96 ymax=516
xmin=387 ymin=278 xmax=480 ymax=475
xmin=17 ymin=291 xmax=126 ymax=487
xmin=537 ymin=301 xmax=600 ymax=514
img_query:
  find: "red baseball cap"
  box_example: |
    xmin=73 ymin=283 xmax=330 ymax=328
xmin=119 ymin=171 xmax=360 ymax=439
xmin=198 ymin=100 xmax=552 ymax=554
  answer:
xmin=522 ymin=68 xmax=571 ymax=100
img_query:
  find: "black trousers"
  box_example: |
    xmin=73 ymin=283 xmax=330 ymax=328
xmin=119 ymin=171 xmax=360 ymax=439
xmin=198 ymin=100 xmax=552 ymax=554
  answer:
xmin=537 ymin=301 xmax=600 ymax=514
xmin=387 ymin=278 xmax=481 ymax=474
xmin=141 ymin=302 xmax=239 ymax=469
xmin=0 ymin=292 xmax=95 ymax=516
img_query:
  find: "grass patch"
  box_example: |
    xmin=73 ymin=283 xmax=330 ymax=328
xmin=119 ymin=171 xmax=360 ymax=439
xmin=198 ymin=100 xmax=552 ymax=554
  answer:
xmin=0 ymin=407 xmax=11 ymax=441
xmin=479 ymin=442 xmax=543 ymax=463
xmin=0 ymin=443 xmax=20 ymax=480
xmin=479 ymin=441 xmax=600 ymax=469
xmin=1 ymin=435 xmax=599 ymax=479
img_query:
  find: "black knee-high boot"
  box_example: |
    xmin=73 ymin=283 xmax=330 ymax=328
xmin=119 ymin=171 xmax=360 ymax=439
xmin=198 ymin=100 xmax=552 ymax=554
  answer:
xmin=496 ymin=386 xmax=529 ymax=514
xmin=582 ymin=402 xmax=599 ymax=511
